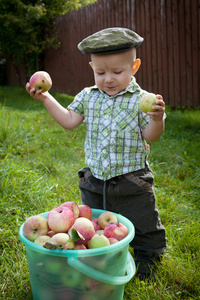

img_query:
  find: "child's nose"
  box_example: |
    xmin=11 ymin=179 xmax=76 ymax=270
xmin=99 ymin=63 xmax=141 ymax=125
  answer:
xmin=105 ymin=73 xmax=114 ymax=83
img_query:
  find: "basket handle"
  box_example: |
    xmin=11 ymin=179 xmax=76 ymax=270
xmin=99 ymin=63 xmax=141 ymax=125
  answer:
xmin=67 ymin=252 xmax=135 ymax=285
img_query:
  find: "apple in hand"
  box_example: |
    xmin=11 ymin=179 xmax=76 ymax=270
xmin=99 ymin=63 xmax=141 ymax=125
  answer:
xmin=58 ymin=201 xmax=80 ymax=219
xmin=47 ymin=207 xmax=75 ymax=233
xmin=98 ymin=211 xmax=117 ymax=229
xmin=104 ymin=222 xmax=128 ymax=241
xmin=78 ymin=204 xmax=92 ymax=220
xmin=34 ymin=235 xmax=51 ymax=246
xmin=139 ymin=93 xmax=157 ymax=113
xmin=69 ymin=217 xmax=95 ymax=245
xmin=50 ymin=233 xmax=74 ymax=250
xmin=23 ymin=215 xmax=48 ymax=241
xmin=88 ymin=234 xmax=110 ymax=249
xmin=29 ymin=71 xmax=52 ymax=92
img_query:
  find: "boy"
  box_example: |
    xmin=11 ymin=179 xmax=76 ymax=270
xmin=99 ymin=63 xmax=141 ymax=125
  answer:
xmin=26 ymin=28 xmax=166 ymax=280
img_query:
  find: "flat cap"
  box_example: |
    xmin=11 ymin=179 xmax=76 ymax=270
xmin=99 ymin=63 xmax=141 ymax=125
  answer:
xmin=78 ymin=27 xmax=144 ymax=55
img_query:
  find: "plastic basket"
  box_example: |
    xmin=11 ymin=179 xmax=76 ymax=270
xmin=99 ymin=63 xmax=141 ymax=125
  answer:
xmin=19 ymin=209 xmax=136 ymax=300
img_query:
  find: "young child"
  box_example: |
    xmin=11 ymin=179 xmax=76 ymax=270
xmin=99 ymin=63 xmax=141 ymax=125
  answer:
xmin=26 ymin=28 xmax=166 ymax=280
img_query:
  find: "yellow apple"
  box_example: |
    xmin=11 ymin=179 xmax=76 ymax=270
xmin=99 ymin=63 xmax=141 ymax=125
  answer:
xmin=139 ymin=93 xmax=157 ymax=113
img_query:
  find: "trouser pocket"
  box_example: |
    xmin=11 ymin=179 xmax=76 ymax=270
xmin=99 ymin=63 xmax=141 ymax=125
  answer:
xmin=78 ymin=167 xmax=92 ymax=185
xmin=124 ymin=172 xmax=153 ymax=191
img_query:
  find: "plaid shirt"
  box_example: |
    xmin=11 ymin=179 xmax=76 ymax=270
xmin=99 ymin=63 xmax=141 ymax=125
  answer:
xmin=68 ymin=77 xmax=151 ymax=180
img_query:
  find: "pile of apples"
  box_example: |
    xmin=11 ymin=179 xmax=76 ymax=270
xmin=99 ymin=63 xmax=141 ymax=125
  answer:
xmin=23 ymin=202 xmax=129 ymax=250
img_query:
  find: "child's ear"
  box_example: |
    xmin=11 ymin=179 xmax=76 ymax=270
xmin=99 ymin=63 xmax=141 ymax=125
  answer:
xmin=89 ymin=62 xmax=93 ymax=69
xmin=132 ymin=59 xmax=141 ymax=75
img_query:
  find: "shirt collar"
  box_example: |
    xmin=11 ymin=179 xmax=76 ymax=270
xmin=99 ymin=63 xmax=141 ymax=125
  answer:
xmin=90 ymin=76 xmax=137 ymax=97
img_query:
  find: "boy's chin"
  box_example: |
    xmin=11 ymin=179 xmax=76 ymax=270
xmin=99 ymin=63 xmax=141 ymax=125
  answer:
xmin=103 ymin=88 xmax=120 ymax=96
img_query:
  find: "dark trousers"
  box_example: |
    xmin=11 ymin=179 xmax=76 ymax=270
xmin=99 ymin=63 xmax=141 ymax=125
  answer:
xmin=78 ymin=165 xmax=167 ymax=273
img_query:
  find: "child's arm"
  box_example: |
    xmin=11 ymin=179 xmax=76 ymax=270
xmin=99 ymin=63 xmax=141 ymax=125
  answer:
xmin=26 ymin=83 xmax=84 ymax=129
xmin=142 ymin=95 xmax=165 ymax=142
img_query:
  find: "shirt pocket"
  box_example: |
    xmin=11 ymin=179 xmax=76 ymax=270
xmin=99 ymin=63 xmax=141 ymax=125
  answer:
xmin=112 ymin=106 xmax=139 ymax=132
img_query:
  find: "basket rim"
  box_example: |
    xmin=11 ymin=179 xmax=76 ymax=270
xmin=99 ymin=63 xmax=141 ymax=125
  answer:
xmin=19 ymin=208 xmax=135 ymax=257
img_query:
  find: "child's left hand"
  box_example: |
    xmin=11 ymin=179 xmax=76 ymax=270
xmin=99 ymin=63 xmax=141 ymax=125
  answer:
xmin=147 ymin=94 xmax=165 ymax=121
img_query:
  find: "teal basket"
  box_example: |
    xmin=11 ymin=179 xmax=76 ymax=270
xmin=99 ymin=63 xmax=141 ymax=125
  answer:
xmin=19 ymin=209 xmax=136 ymax=300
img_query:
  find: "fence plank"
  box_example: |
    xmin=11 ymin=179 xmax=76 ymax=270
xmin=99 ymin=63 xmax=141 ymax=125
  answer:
xmin=150 ymin=0 xmax=158 ymax=93
xmin=178 ymin=0 xmax=186 ymax=106
xmin=191 ymin=0 xmax=199 ymax=106
xmin=172 ymin=0 xmax=181 ymax=106
xmin=155 ymin=0 xmax=163 ymax=97
xmin=185 ymin=0 xmax=193 ymax=106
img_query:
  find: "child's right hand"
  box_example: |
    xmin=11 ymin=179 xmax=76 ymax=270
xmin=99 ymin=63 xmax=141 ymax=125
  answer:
xmin=26 ymin=82 xmax=49 ymax=103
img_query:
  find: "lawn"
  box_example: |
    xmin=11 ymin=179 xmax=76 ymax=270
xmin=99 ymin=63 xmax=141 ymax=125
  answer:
xmin=0 ymin=86 xmax=199 ymax=300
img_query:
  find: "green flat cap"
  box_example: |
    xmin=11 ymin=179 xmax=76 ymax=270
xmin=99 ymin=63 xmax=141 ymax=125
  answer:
xmin=78 ymin=27 xmax=144 ymax=54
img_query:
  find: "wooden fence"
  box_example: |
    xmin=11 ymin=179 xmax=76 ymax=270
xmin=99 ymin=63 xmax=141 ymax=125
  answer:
xmin=44 ymin=0 xmax=200 ymax=107
xmin=7 ymin=0 xmax=200 ymax=107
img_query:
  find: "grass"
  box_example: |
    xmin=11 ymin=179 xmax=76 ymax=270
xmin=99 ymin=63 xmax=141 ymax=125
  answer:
xmin=0 ymin=86 xmax=199 ymax=300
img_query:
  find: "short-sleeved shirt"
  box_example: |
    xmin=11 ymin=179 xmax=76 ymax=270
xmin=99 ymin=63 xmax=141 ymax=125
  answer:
xmin=68 ymin=77 xmax=151 ymax=181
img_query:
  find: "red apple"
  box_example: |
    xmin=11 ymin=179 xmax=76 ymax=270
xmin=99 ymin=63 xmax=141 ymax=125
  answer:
xmin=68 ymin=217 xmax=95 ymax=245
xmin=108 ymin=237 xmax=118 ymax=244
xmin=98 ymin=211 xmax=117 ymax=229
xmin=91 ymin=218 xmax=101 ymax=231
xmin=47 ymin=230 xmax=56 ymax=238
xmin=29 ymin=71 xmax=52 ymax=92
xmin=58 ymin=201 xmax=80 ymax=219
xmin=78 ymin=204 xmax=92 ymax=220
xmin=23 ymin=215 xmax=48 ymax=241
xmin=104 ymin=222 xmax=128 ymax=241
xmin=83 ymin=277 xmax=101 ymax=291
xmin=74 ymin=244 xmax=87 ymax=250
xmin=47 ymin=207 xmax=75 ymax=233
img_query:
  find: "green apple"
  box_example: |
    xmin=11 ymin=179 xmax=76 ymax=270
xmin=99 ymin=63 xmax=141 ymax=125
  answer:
xmin=88 ymin=234 xmax=110 ymax=249
xmin=61 ymin=267 xmax=81 ymax=288
xmin=95 ymin=230 xmax=104 ymax=235
xmin=34 ymin=235 xmax=50 ymax=246
xmin=45 ymin=258 xmax=63 ymax=274
xmin=139 ymin=93 xmax=157 ymax=113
